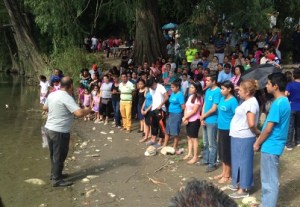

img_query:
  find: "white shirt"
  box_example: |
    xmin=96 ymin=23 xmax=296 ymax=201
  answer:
xmin=91 ymin=37 xmax=98 ymax=45
xmin=45 ymin=90 xmax=80 ymax=133
xmin=229 ymin=97 xmax=259 ymax=138
xmin=260 ymin=57 xmax=268 ymax=64
xmin=100 ymin=82 xmax=113 ymax=98
xmin=181 ymin=80 xmax=189 ymax=95
xmin=40 ymin=81 xmax=49 ymax=94
xmin=150 ymin=83 xmax=167 ymax=111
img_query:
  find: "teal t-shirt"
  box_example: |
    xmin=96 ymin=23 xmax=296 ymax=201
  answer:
xmin=168 ymin=91 xmax=185 ymax=113
xmin=144 ymin=91 xmax=152 ymax=109
xmin=217 ymin=96 xmax=238 ymax=130
xmin=261 ymin=96 xmax=291 ymax=156
xmin=204 ymin=87 xmax=222 ymax=124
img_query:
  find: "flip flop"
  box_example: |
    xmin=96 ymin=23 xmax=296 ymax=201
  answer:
xmin=146 ymin=140 xmax=156 ymax=146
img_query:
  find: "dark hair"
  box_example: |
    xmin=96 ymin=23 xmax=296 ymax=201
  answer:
xmin=206 ymin=74 xmax=217 ymax=83
xmin=293 ymin=68 xmax=300 ymax=79
xmin=121 ymin=72 xmax=127 ymax=77
xmin=285 ymin=71 xmax=293 ymax=82
xmin=169 ymin=179 xmax=238 ymax=207
xmin=138 ymin=79 xmax=146 ymax=85
xmin=60 ymin=77 xmax=73 ymax=89
xmin=221 ymin=81 xmax=235 ymax=95
xmin=234 ymin=65 xmax=245 ymax=75
xmin=182 ymin=73 xmax=188 ymax=77
xmin=102 ymin=75 xmax=109 ymax=79
xmin=190 ymin=82 xmax=203 ymax=104
xmin=171 ymin=79 xmax=181 ymax=89
xmin=39 ymin=75 xmax=47 ymax=81
xmin=194 ymin=74 xmax=204 ymax=81
xmin=146 ymin=77 xmax=157 ymax=87
xmin=0 ymin=196 xmax=4 ymax=207
xmin=224 ymin=63 xmax=231 ymax=69
xmin=268 ymin=72 xmax=288 ymax=92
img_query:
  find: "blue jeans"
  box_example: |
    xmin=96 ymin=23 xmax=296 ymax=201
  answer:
xmin=111 ymin=99 xmax=121 ymax=126
xmin=261 ymin=152 xmax=279 ymax=207
xmin=202 ymin=123 xmax=217 ymax=167
xmin=286 ymin=111 xmax=300 ymax=147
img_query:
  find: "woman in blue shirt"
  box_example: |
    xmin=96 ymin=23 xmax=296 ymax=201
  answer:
xmin=216 ymin=81 xmax=238 ymax=184
xmin=162 ymin=79 xmax=185 ymax=151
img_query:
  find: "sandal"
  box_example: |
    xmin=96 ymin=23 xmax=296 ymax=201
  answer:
xmin=146 ymin=140 xmax=156 ymax=146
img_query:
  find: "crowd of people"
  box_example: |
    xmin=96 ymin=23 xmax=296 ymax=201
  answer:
xmin=83 ymin=35 xmax=133 ymax=58
xmin=40 ymin=28 xmax=300 ymax=206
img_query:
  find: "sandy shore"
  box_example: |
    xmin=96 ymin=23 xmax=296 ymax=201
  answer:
xmin=59 ymin=116 xmax=300 ymax=207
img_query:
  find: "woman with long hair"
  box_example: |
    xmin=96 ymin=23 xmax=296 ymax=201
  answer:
xmin=182 ymin=82 xmax=203 ymax=164
xmin=215 ymin=81 xmax=238 ymax=183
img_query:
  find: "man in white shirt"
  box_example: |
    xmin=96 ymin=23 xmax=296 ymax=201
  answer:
xmin=147 ymin=78 xmax=169 ymax=146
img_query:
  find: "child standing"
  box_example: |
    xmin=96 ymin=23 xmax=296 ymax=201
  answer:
xmin=182 ymin=82 xmax=203 ymax=164
xmin=77 ymin=83 xmax=85 ymax=108
xmin=83 ymin=88 xmax=92 ymax=121
xmin=137 ymin=79 xmax=147 ymax=133
xmin=39 ymin=75 xmax=49 ymax=104
xmin=91 ymin=85 xmax=101 ymax=123
xmin=162 ymin=79 xmax=185 ymax=151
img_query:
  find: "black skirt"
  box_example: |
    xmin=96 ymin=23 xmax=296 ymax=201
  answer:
xmin=218 ymin=129 xmax=231 ymax=165
xmin=186 ymin=119 xmax=200 ymax=138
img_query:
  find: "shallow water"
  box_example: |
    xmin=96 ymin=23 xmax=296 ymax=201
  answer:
xmin=0 ymin=74 xmax=74 ymax=207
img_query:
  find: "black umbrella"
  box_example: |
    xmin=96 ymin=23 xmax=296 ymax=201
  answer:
xmin=241 ymin=64 xmax=282 ymax=89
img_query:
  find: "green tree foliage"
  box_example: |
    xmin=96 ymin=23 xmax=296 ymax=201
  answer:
xmin=1 ymin=0 xmax=300 ymax=71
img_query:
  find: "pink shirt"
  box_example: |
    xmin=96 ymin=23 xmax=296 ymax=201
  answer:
xmin=83 ymin=94 xmax=91 ymax=107
xmin=186 ymin=95 xmax=202 ymax=122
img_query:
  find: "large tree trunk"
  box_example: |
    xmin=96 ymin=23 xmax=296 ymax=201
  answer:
xmin=3 ymin=0 xmax=47 ymax=78
xmin=133 ymin=0 xmax=166 ymax=65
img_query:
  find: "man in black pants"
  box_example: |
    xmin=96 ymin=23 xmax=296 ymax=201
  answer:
xmin=147 ymin=78 xmax=169 ymax=147
xmin=43 ymin=77 xmax=91 ymax=187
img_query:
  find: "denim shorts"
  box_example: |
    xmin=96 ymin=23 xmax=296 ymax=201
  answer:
xmin=165 ymin=112 xmax=182 ymax=136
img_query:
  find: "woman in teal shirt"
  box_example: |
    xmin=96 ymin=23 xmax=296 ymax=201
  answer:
xmin=162 ymin=79 xmax=185 ymax=151
xmin=215 ymin=81 xmax=238 ymax=183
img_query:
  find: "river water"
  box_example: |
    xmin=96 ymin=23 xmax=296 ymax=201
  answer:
xmin=0 ymin=74 xmax=75 ymax=207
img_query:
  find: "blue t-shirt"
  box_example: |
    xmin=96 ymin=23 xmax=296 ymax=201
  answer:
xmin=286 ymin=81 xmax=300 ymax=111
xmin=168 ymin=91 xmax=185 ymax=113
xmin=144 ymin=91 xmax=152 ymax=109
xmin=217 ymin=71 xmax=233 ymax=83
xmin=217 ymin=96 xmax=238 ymax=130
xmin=261 ymin=96 xmax=291 ymax=156
xmin=204 ymin=87 xmax=222 ymax=124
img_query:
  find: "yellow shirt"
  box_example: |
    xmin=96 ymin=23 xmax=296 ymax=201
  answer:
xmin=185 ymin=48 xmax=198 ymax=63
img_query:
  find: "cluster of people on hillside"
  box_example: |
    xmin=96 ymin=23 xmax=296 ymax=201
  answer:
xmin=83 ymin=35 xmax=133 ymax=58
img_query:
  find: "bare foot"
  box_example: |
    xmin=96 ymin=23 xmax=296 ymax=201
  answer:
xmin=139 ymin=137 xmax=148 ymax=143
xmin=213 ymin=174 xmax=224 ymax=180
xmin=218 ymin=176 xmax=230 ymax=184
xmin=183 ymin=154 xmax=192 ymax=160
xmin=187 ymin=157 xmax=198 ymax=164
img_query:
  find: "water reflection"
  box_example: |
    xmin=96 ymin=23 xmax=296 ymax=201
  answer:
xmin=0 ymin=74 xmax=73 ymax=207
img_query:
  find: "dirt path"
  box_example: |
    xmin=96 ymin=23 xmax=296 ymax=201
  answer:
xmin=59 ymin=118 xmax=300 ymax=207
